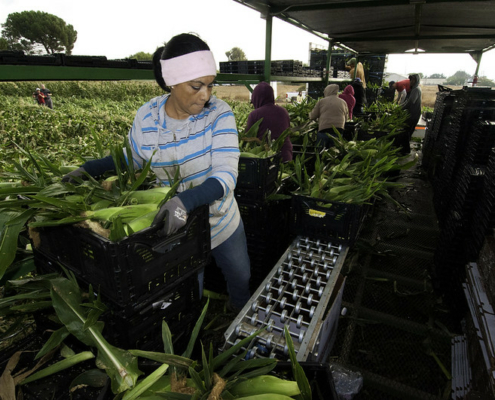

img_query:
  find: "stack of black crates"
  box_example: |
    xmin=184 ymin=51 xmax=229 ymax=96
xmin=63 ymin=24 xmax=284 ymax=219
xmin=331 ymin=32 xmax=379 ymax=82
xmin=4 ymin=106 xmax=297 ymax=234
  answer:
xmin=219 ymin=60 xmax=303 ymax=76
xmin=33 ymin=205 xmax=211 ymax=353
xmin=422 ymin=87 xmax=495 ymax=308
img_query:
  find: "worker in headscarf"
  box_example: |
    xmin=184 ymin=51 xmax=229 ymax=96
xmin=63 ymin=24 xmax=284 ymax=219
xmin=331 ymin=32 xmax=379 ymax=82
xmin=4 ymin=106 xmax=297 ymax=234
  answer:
xmin=339 ymin=85 xmax=356 ymax=120
xmin=309 ymin=84 xmax=348 ymax=148
xmin=397 ymin=74 xmax=422 ymax=154
xmin=345 ymin=58 xmax=366 ymax=88
xmin=246 ymin=81 xmax=292 ymax=162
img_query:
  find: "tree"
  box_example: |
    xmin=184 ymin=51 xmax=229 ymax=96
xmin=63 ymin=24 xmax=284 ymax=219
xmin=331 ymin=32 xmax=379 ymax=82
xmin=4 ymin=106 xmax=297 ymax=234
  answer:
xmin=128 ymin=51 xmax=153 ymax=61
xmin=1 ymin=11 xmax=77 ymax=55
xmin=428 ymin=73 xmax=446 ymax=79
xmin=477 ymin=76 xmax=495 ymax=87
xmin=445 ymin=70 xmax=470 ymax=86
xmin=0 ymin=37 xmax=7 ymax=50
xmin=225 ymin=47 xmax=247 ymax=61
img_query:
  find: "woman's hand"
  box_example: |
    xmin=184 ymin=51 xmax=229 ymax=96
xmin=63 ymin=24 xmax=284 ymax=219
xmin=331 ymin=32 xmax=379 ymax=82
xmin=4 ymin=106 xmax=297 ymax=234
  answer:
xmin=152 ymin=197 xmax=188 ymax=236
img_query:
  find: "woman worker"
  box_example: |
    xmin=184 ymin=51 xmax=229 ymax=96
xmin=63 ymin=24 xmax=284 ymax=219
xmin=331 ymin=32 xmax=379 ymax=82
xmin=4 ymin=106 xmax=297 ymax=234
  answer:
xmin=246 ymin=81 xmax=293 ymax=162
xmin=309 ymin=84 xmax=348 ymax=149
xmin=63 ymin=33 xmax=251 ymax=312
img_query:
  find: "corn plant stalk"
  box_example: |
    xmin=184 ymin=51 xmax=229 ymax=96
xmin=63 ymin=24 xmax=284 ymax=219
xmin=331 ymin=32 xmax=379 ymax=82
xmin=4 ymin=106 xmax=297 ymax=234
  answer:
xmin=49 ymin=274 xmax=142 ymax=394
xmin=20 ymin=351 xmax=95 ymax=385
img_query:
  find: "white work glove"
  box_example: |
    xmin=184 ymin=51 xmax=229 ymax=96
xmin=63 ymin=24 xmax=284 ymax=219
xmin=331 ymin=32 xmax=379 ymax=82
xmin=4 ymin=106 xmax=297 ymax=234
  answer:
xmin=61 ymin=167 xmax=87 ymax=183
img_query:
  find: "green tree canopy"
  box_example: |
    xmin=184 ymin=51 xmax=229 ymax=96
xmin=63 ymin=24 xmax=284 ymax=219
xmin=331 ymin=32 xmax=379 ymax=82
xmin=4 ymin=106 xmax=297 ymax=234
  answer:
xmin=128 ymin=51 xmax=153 ymax=61
xmin=428 ymin=73 xmax=446 ymax=79
xmin=225 ymin=47 xmax=247 ymax=61
xmin=477 ymin=76 xmax=495 ymax=87
xmin=1 ymin=11 xmax=77 ymax=55
xmin=0 ymin=37 xmax=7 ymax=50
xmin=446 ymin=70 xmax=470 ymax=86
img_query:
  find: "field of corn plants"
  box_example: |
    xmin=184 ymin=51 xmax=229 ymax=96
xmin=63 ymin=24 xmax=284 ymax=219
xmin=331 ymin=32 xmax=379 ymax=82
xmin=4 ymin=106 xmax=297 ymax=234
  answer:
xmin=0 ymin=80 xmax=416 ymax=399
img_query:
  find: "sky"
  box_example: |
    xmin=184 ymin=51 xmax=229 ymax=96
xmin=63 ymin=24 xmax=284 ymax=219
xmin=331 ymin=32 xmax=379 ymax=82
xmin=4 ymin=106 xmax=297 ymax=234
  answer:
xmin=1 ymin=0 xmax=494 ymax=81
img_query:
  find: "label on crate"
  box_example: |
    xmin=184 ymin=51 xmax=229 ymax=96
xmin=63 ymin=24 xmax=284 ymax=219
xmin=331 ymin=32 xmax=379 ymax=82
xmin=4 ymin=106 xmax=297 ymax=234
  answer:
xmin=309 ymin=209 xmax=326 ymax=218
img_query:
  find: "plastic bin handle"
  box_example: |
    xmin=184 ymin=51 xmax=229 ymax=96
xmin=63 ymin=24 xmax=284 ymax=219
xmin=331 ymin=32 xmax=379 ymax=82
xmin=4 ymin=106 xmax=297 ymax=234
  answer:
xmin=151 ymin=229 xmax=188 ymax=253
xmin=150 ymin=212 xmax=199 ymax=253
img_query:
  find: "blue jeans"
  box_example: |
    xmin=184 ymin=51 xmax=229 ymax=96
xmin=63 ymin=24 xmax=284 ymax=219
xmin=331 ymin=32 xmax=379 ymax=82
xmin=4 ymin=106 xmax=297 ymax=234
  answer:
xmin=316 ymin=127 xmax=344 ymax=149
xmin=198 ymin=219 xmax=251 ymax=309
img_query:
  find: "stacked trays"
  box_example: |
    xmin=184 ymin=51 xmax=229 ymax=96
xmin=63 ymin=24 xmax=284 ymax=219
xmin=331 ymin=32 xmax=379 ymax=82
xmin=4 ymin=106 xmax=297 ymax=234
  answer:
xmin=33 ymin=205 xmax=210 ymax=351
xmin=290 ymin=194 xmax=369 ymax=246
xmin=222 ymin=236 xmax=347 ymax=362
xmin=33 ymin=205 xmax=210 ymax=309
xmin=235 ymin=153 xmax=281 ymax=202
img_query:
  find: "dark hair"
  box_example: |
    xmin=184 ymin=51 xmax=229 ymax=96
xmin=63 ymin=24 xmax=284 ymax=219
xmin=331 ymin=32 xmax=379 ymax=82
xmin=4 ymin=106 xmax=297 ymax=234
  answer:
xmin=153 ymin=33 xmax=210 ymax=92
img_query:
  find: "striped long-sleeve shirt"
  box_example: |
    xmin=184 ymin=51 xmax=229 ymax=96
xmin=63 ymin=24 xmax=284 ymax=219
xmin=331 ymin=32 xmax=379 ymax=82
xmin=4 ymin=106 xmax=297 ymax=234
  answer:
xmin=128 ymin=94 xmax=241 ymax=249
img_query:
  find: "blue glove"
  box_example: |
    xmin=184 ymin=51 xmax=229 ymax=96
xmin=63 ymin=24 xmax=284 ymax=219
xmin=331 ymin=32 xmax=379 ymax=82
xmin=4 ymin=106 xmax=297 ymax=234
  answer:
xmin=62 ymin=167 xmax=87 ymax=183
xmin=152 ymin=197 xmax=188 ymax=236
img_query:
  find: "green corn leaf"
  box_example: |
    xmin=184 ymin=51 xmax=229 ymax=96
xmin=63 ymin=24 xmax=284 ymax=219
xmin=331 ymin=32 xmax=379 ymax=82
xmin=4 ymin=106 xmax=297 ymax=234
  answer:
xmin=30 ymin=195 xmax=84 ymax=213
xmin=20 ymin=351 xmax=95 ymax=385
xmin=182 ymin=299 xmax=209 ymax=359
xmin=162 ymin=320 xmax=174 ymax=355
xmin=35 ymin=326 xmax=70 ymax=360
xmin=154 ymin=392 xmax=194 ymax=399
xmin=49 ymin=276 xmax=142 ymax=394
xmin=201 ymin=343 xmax=211 ymax=390
xmin=128 ymin=350 xmax=193 ymax=370
xmin=0 ymin=290 xmax=51 ymax=309
xmin=69 ymin=369 xmax=109 ymax=391
xmin=10 ymin=300 xmax=53 ymax=313
xmin=122 ymin=363 xmax=169 ymax=400
xmin=0 ymin=186 xmax=42 ymax=196
xmin=235 ymin=361 xmax=278 ymax=380
xmin=284 ymin=326 xmax=311 ymax=400
xmin=217 ymin=349 xmax=248 ymax=378
xmin=211 ymin=326 xmax=266 ymax=371
xmin=0 ymin=208 xmax=36 ymax=280
xmin=188 ymin=365 xmax=206 ymax=392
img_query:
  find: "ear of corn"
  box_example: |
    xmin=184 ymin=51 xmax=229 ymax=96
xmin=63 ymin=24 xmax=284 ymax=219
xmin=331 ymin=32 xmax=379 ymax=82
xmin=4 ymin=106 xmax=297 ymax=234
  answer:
xmin=124 ymin=187 xmax=172 ymax=205
xmin=229 ymin=375 xmax=300 ymax=398
xmin=124 ymin=209 xmax=159 ymax=236
xmin=83 ymin=204 xmax=158 ymax=224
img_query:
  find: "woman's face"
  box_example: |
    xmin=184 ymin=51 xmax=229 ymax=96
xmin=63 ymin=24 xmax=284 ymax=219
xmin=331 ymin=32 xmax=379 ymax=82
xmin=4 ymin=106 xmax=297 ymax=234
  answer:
xmin=169 ymin=75 xmax=215 ymax=118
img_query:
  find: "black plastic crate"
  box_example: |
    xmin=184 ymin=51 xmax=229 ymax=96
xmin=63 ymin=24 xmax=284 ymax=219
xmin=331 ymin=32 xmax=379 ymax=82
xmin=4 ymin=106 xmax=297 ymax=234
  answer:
xmin=64 ymin=55 xmax=108 ymax=67
xmin=33 ymin=205 xmax=210 ymax=309
xmin=235 ymin=153 xmax=281 ymax=201
xmin=103 ymin=272 xmax=202 ymax=352
xmin=290 ymin=194 xmax=368 ymax=245
xmin=237 ymin=197 xmax=291 ymax=234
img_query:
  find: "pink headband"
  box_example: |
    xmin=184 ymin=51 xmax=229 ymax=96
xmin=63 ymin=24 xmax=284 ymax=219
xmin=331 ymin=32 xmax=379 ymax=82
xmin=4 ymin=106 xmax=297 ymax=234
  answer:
xmin=160 ymin=50 xmax=217 ymax=86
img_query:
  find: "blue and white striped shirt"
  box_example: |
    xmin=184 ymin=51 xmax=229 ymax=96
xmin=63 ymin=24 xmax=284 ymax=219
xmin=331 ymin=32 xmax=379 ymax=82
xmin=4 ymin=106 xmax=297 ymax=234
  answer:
xmin=128 ymin=94 xmax=241 ymax=249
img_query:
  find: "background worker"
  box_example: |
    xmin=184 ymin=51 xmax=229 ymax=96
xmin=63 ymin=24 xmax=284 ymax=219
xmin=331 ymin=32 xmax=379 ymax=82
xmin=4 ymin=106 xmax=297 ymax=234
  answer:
xmin=32 ymin=88 xmax=46 ymax=106
xmin=397 ymin=74 xmax=422 ymax=154
xmin=309 ymin=83 xmax=348 ymax=148
xmin=339 ymin=85 xmax=356 ymax=120
xmin=246 ymin=81 xmax=293 ymax=162
xmin=391 ymin=79 xmax=411 ymax=105
xmin=345 ymin=58 xmax=366 ymax=88
xmin=62 ymin=33 xmax=251 ymax=312
xmin=351 ymin=78 xmax=367 ymax=116
xmin=40 ymin=84 xmax=53 ymax=109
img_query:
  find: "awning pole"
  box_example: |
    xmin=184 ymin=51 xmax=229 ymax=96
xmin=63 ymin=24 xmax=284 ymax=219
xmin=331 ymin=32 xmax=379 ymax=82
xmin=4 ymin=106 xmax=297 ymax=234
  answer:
xmin=264 ymin=14 xmax=273 ymax=83
xmin=325 ymin=40 xmax=333 ymax=86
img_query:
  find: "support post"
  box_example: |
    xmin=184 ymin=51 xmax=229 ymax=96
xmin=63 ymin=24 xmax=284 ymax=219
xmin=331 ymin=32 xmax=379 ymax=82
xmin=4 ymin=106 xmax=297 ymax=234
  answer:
xmin=264 ymin=14 xmax=273 ymax=83
xmin=325 ymin=40 xmax=333 ymax=86
xmin=470 ymin=51 xmax=483 ymax=86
